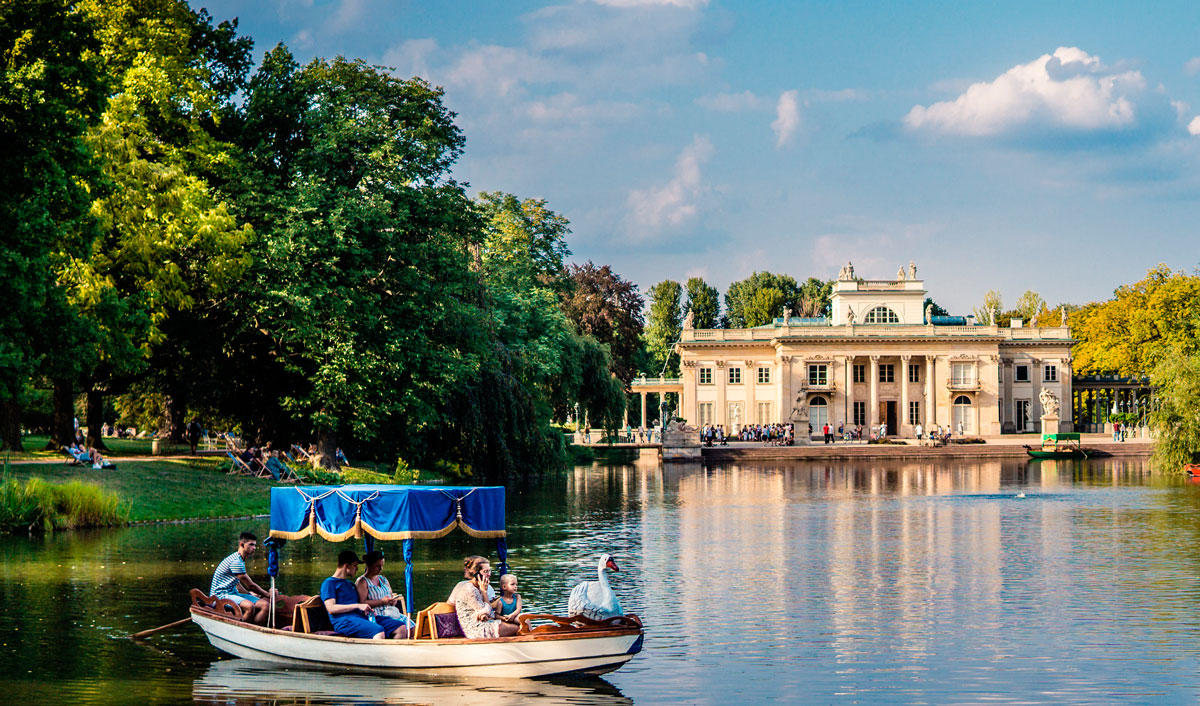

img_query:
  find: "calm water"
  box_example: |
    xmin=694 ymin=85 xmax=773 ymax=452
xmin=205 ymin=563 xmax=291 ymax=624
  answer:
xmin=4 ymin=457 xmax=1200 ymax=704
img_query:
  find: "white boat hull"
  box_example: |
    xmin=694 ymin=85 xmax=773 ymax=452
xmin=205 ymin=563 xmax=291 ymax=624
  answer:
xmin=191 ymin=610 xmax=644 ymax=679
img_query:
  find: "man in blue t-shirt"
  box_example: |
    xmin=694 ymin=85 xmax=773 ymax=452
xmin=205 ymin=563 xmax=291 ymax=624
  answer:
xmin=321 ymin=550 xmax=409 ymax=639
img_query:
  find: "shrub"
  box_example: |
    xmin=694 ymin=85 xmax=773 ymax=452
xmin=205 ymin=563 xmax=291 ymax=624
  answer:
xmin=342 ymin=467 xmax=393 ymax=484
xmin=393 ymin=457 xmax=418 ymax=484
xmin=0 ymin=474 xmax=129 ymax=533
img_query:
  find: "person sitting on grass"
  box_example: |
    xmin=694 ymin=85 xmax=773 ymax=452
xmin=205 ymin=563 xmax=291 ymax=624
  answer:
xmin=210 ymin=531 xmax=287 ymax=626
xmin=322 ymin=550 xmax=410 ymax=639
xmin=490 ymin=573 xmax=523 ymax=625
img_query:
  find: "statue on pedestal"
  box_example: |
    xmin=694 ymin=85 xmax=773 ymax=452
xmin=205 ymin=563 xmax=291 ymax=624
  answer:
xmin=897 ymin=266 xmax=906 ymax=281
xmin=909 ymin=261 xmax=917 ymax=279
xmin=683 ymin=309 xmax=695 ymax=330
xmin=782 ymin=306 xmax=792 ymax=323
xmin=1039 ymin=388 xmax=1060 ymax=417
xmin=925 ymin=303 xmax=933 ymax=324
xmin=838 ymin=261 xmax=855 ymax=281
xmin=846 ymin=306 xmax=856 ymax=325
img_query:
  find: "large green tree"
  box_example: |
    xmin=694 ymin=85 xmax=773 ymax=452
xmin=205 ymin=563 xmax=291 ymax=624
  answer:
xmin=724 ymin=271 xmax=801 ymax=328
xmin=1150 ymin=349 xmax=1200 ymax=469
xmin=226 ymin=48 xmax=483 ymax=468
xmin=0 ymin=0 xmax=106 ymax=450
xmin=683 ymin=277 xmax=720 ymax=329
xmin=797 ymin=277 xmax=834 ymax=317
xmin=645 ymin=280 xmax=682 ymax=376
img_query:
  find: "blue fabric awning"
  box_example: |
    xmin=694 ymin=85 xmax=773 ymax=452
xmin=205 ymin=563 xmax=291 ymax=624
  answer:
xmin=268 ymin=485 xmax=505 ymax=542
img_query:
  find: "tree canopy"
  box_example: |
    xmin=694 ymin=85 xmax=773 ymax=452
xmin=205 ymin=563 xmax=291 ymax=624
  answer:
xmin=645 ymin=280 xmax=682 ymax=376
xmin=724 ymin=271 xmax=800 ymax=328
xmin=683 ymin=277 xmax=720 ymax=329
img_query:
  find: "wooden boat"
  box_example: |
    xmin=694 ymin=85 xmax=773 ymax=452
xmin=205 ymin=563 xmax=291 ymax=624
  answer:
xmin=1184 ymin=463 xmax=1200 ymax=476
xmin=1025 ymin=432 xmax=1088 ymax=460
xmin=189 ymin=485 xmax=645 ymax=678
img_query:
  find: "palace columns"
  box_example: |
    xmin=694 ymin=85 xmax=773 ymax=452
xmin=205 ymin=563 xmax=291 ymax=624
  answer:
xmin=640 ymin=391 xmax=647 ymax=428
xmin=715 ymin=361 xmax=727 ymax=430
xmin=925 ymin=355 xmax=935 ymax=427
xmin=1061 ymin=358 xmax=1073 ymax=431
xmin=779 ymin=355 xmax=792 ymax=424
xmin=900 ymin=354 xmax=911 ymax=435
xmin=681 ymin=361 xmax=697 ymax=425
xmin=1001 ymin=358 xmax=1013 ymax=432
xmin=869 ymin=355 xmax=880 ymax=429
xmin=1031 ymin=359 xmax=1043 ymax=431
xmin=744 ymin=359 xmax=757 ymax=426
xmin=844 ymin=356 xmax=854 ymax=428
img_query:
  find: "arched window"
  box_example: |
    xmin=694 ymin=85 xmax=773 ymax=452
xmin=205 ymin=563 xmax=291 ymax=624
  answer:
xmin=864 ymin=306 xmax=900 ymax=324
xmin=953 ymin=395 xmax=973 ymax=434
xmin=809 ymin=396 xmax=828 ymax=434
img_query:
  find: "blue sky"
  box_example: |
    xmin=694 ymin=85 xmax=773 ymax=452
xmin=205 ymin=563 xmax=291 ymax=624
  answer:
xmin=192 ymin=0 xmax=1200 ymax=313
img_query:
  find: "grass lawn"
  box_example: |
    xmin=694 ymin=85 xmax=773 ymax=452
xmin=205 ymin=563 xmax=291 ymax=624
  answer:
xmin=3 ymin=433 xmax=157 ymax=462
xmin=3 ymin=457 xmax=282 ymax=522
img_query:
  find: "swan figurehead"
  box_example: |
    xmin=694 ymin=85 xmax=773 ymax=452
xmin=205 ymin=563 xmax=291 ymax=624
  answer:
xmin=568 ymin=554 xmax=624 ymax=620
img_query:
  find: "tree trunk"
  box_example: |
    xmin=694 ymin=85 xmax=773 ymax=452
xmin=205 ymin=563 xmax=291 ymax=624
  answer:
xmin=0 ymin=397 xmax=23 ymax=452
xmin=44 ymin=378 xmax=75 ymax=450
xmin=85 ymin=389 xmax=108 ymax=451
xmin=163 ymin=394 xmax=186 ymax=442
xmin=317 ymin=428 xmax=339 ymax=470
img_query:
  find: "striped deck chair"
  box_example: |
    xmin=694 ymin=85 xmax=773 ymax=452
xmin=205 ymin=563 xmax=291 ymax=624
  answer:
xmin=224 ymin=433 xmax=244 ymax=453
xmin=226 ymin=451 xmax=269 ymax=478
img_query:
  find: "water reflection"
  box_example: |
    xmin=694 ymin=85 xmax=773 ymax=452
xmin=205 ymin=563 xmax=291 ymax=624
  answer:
xmin=6 ymin=456 xmax=1200 ymax=703
xmin=193 ymin=660 xmax=631 ymax=705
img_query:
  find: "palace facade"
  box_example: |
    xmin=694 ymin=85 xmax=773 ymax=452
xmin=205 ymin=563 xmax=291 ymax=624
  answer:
xmin=670 ymin=263 xmax=1074 ymax=436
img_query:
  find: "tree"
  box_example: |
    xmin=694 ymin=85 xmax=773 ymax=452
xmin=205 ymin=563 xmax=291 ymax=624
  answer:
xmin=683 ymin=277 xmax=720 ymax=329
xmin=923 ymin=297 xmax=949 ymax=318
xmin=226 ymin=50 xmax=482 ymax=468
xmin=1071 ymin=265 xmax=1200 ymax=376
xmin=645 ymin=280 xmax=682 ymax=376
xmin=0 ymin=0 xmax=106 ymax=450
xmin=973 ymin=289 xmax=1003 ymax=325
xmin=561 ymin=262 xmax=645 ymax=383
xmin=725 ymin=272 xmax=800 ymax=328
xmin=744 ymin=287 xmax=787 ymax=327
xmin=1150 ymin=350 xmax=1200 ymax=468
xmin=797 ymin=277 xmax=834 ymax=317
xmin=1014 ymin=290 xmax=1046 ymax=321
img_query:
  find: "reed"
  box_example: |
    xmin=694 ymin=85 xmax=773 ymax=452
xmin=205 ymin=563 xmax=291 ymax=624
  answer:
xmin=0 ymin=467 xmax=130 ymax=533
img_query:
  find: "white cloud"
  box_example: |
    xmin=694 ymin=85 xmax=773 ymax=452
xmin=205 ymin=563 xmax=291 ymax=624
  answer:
xmin=1189 ymin=116 xmax=1200 ymax=136
xmin=627 ymin=135 xmax=714 ymax=229
xmin=381 ymin=38 xmax=438 ymax=79
xmin=1185 ymin=57 xmax=1200 ymax=75
xmin=524 ymin=93 xmax=642 ymax=122
xmin=695 ymin=90 xmax=768 ymax=112
xmin=772 ymin=90 xmax=801 ymax=147
xmin=328 ymin=0 xmax=369 ymax=34
xmin=904 ymin=47 xmax=1146 ymax=137
xmin=291 ymin=29 xmax=314 ymax=51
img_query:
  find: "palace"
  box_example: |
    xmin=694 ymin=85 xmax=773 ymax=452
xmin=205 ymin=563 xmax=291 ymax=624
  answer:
xmin=657 ymin=262 xmax=1074 ymax=436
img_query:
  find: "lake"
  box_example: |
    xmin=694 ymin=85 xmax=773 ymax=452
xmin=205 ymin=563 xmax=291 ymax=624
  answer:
xmin=3 ymin=456 xmax=1199 ymax=704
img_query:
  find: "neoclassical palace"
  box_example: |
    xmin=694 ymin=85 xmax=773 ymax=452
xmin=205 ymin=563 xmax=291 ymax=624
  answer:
xmin=662 ymin=263 xmax=1074 ymax=436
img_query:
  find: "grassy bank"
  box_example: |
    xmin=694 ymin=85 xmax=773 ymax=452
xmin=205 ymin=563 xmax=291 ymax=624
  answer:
xmin=0 ymin=472 xmax=130 ymax=533
xmin=4 ymin=458 xmax=280 ymax=522
xmin=3 ymin=434 xmax=155 ymax=462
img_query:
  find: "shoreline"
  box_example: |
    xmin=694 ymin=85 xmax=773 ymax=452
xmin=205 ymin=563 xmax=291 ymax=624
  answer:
xmin=695 ymin=438 xmax=1153 ymax=462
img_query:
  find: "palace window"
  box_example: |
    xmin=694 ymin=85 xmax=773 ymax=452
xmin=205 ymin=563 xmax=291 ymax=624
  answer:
xmin=864 ymin=306 xmax=900 ymax=324
xmin=699 ymin=368 xmax=713 ymax=385
xmin=878 ymin=364 xmax=895 ymax=383
xmin=808 ymin=364 xmax=828 ymax=386
xmin=909 ymin=401 xmax=921 ymax=426
xmin=698 ymin=402 xmax=714 ymax=426
xmin=1044 ymin=364 xmax=1057 ymax=382
xmin=757 ymin=366 xmax=772 ymax=384
xmin=953 ymin=395 xmax=973 ymax=433
xmin=1015 ymin=365 xmax=1030 ymax=382
xmin=853 ymin=364 xmax=866 ymax=383
xmin=756 ymin=401 xmax=773 ymax=425
xmin=728 ymin=367 xmax=742 ymax=385
xmin=853 ymin=401 xmax=866 ymax=426
xmin=908 ymin=364 xmax=920 ymax=383
xmin=951 ymin=362 xmax=976 ymax=385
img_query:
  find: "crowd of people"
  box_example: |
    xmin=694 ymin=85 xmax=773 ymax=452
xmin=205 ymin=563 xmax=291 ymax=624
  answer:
xmin=209 ymin=533 xmax=527 ymax=641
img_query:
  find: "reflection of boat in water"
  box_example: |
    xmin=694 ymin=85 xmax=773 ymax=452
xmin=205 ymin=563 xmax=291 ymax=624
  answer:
xmin=1025 ymin=433 xmax=1088 ymax=460
xmin=191 ymin=485 xmax=644 ymax=678
xmin=193 ymin=658 xmax=633 ymax=705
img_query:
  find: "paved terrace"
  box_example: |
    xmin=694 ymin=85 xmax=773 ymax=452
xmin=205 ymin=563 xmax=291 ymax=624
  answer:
xmin=698 ymin=433 xmax=1152 ymax=461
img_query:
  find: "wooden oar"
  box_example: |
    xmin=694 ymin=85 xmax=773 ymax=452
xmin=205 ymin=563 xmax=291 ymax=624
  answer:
xmin=131 ymin=616 xmax=192 ymax=640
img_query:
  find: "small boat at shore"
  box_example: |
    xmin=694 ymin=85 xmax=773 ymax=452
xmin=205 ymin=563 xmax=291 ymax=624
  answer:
xmin=189 ymin=485 xmax=644 ymax=678
xmin=1025 ymin=433 xmax=1088 ymax=460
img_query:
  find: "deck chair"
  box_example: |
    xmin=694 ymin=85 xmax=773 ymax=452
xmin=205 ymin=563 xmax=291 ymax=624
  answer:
xmin=226 ymin=451 xmax=270 ymax=478
xmin=61 ymin=446 xmax=85 ymax=466
xmin=224 ymin=432 xmax=244 ymax=453
xmin=290 ymin=444 xmax=314 ymax=464
xmin=413 ymin=601 xmax=459 ymax=639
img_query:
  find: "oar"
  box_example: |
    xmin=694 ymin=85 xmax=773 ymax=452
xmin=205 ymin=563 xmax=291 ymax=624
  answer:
xmin=131 ymin=616 xmax=192 ymax=640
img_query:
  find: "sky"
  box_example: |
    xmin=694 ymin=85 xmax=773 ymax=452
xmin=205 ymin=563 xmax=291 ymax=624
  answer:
xmin=190 ymin=0 xmax=1200 ymax=314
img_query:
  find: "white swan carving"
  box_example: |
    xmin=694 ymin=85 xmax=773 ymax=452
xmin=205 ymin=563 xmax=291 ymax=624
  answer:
xmin=567 ymin=554 xmax=623 ymax=621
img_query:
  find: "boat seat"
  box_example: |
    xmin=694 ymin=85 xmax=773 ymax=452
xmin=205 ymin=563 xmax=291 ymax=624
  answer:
xmin=292 ymin=595 xmax=335 ymax=634
xmin=413 ymin=601 xmax=459 ymax=639
xmin=189 ymin=588 xmax=244 ymax=621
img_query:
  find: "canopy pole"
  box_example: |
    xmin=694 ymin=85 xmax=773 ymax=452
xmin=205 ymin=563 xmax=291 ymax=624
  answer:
xmin=403 ymin=538 xmax=414 ymax=629
xmin=364 ymin=534 xmax=375 ymax=557
xmin=496 ymin=537 xmax=509 ymax=577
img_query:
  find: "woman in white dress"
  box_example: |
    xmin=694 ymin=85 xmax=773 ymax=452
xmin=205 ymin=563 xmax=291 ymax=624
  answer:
xmin=451 ymin=557 xmax=519 ymax=639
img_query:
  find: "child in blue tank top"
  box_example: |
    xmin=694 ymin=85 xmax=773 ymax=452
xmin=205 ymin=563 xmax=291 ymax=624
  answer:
xmin=491 ymin=573 xmax=523 ymax=623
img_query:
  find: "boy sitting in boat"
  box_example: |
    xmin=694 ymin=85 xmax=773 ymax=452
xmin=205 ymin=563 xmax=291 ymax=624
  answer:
xmin=491 ymin=573 xmax=523 ymax=624
xmin=210 ymin=532 xmax=285 ymax=625
xmin=321 ymin=550 xmax=410 ymax=639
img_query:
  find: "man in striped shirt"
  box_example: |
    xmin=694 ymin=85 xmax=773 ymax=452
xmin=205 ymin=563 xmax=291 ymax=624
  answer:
xmin=211 ymin=532 xmax=278 ymax=625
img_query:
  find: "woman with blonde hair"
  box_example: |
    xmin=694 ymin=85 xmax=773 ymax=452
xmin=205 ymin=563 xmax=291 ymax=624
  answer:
xmin=451 ymin=556 xmax=519 ymax=639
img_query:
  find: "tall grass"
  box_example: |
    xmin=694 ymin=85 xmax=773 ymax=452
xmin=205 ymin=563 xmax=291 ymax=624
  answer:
xmin=0 ymin=469 xmax=130 ymax=533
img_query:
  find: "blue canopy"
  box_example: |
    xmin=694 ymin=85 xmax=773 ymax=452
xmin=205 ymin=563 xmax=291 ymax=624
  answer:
xmin=268 ymin=485 xmax=506 ymax=542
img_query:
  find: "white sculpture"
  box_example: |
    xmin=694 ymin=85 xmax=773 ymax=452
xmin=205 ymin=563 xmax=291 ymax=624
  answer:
xmin=683 ymin=310 xmax=694 ymax=330
xmin=838 ymin=261 xmax=855 ymax=281
xmin=925 ymin=303 xmax=933 ymax=324
xmin=897 ymin=266 xmax=906 ymax=281
xmin=782 ymin=306 xmax=792 ymax=323
xmin=1039 ymin=388 xmax=1060 ymax=417
xmin=909 ymin=261 xmax=917 ymax=279
xmin=846 ymin=306 xmax=856 ymax=325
